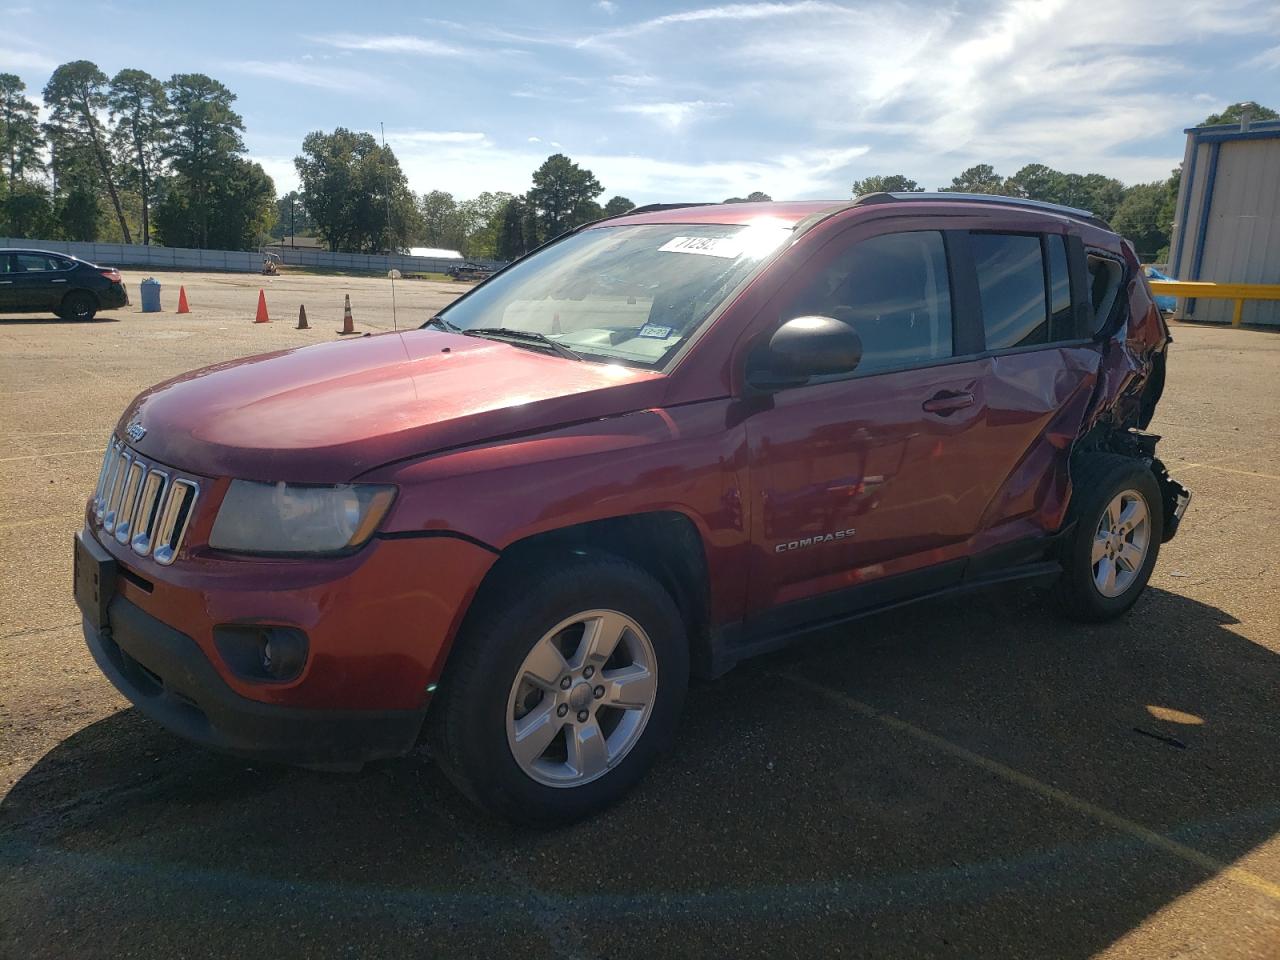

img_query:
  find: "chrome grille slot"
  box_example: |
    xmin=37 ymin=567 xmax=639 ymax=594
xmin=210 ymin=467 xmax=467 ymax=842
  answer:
xmin=92 ymin=438 xmax=115 ymax=512
xmin=102 ymin=449 xmax=132 ymax=534
xmin=95 ymin=441 xmax=123 ymax=521
xmin=114 ymin=460 xmax=146 ymax=544
xmin=90 ymin=438 xmax=200 ymax=566
xmin=130 ymin=470 xmax=168 ymax=557
xmin=153 ymin=479 xmax=198 ymax=566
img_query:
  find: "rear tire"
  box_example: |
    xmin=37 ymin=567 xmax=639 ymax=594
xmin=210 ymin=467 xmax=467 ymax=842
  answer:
xmin=428 ymin=555 xmax=689 ymax=825
xmin=1052 ymin=453 xmax=1163 ymax=622
xmin=59 ymin=291 xmax=97 ymax=322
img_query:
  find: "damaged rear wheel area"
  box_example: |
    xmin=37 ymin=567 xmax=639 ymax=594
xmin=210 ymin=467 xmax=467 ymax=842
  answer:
xmin=1052 ymin=452 xmax=1166 ymax=621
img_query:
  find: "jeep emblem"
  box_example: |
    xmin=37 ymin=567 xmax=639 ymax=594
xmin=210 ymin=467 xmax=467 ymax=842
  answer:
xmin=126 ymin=421 xmax=146 ymax=443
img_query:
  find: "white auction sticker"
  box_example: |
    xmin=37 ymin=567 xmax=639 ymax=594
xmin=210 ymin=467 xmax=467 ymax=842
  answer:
xmin=658 ymin=235 xmax=742 ymax=258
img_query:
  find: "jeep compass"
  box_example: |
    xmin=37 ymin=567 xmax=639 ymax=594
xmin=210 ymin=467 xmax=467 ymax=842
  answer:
xmin=74 ymin=194 xmax=1190 ymax=824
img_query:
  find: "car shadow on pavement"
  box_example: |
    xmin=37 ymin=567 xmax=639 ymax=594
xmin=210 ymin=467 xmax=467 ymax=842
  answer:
xmin=0 ymin=316 xmax=118 ymax=325
xmin=2 ymin=585 xmax=1277 ymax=959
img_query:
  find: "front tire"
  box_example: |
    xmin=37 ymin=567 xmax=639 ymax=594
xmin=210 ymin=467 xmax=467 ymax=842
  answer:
xmin=428 ymin=555 xmax=689 ymax=825
xmin=1052 ymin=453 xmax=1163 ymax=621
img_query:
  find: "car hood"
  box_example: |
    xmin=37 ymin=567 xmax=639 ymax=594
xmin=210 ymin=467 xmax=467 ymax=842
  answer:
xmin=118 ymin=329 xmax=666 ymax=481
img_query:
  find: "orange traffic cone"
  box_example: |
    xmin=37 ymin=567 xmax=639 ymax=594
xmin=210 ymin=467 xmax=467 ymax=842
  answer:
xmin=296 ymin=304 xmax=309 ymax=330
xmin=176 ymin=286 xmax=190 ymax=314
xmin=254 ymin=289 xmax=270 ymax=324
xmin=337 ymin=294 xmax=357 ymax=335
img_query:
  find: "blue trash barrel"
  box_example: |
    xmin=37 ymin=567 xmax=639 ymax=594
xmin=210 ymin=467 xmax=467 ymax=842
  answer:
xmin=140 ymin=277 xmax=161 ymax=313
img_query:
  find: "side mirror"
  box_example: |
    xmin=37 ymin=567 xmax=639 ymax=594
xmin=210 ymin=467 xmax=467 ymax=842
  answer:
xmin=750 ymin=316 xmax=862 ymax=390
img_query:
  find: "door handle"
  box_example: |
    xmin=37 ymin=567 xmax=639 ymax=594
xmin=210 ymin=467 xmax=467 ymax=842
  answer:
xmin=922 ymin=391 xmax=975 ymax=415
xmin=51 ymin=278 xmax=67 ymax=283
xmin=0 ymin=281 xmax=12 ymax=285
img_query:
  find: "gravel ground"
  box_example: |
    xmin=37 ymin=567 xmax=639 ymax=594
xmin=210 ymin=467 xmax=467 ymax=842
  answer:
xmin=1 ymin=279 xmax=1277 ymax=959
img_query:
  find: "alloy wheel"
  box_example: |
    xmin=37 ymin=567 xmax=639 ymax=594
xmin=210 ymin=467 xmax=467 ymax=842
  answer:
xmin=505 ymin=609 xmax=658 ymax=788
xmin=1092 ymin=489 xmax=1151 ymax=598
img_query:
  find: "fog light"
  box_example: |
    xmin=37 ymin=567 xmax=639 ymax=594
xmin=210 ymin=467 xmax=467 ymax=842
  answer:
xmin=215 ymin=624 xmax=308 ymax=683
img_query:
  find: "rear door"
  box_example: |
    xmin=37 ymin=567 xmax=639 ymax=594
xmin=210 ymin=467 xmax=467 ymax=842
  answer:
xmin=957 ymin=229 xmax=1101 ymax=546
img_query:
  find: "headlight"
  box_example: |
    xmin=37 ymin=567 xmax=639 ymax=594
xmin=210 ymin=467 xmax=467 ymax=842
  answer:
xmin=209 ymin=481 xmax=396 ymax=555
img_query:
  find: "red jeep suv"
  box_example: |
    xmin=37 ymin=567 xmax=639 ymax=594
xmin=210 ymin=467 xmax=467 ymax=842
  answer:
xmin=74 ymin=194 xmax=1190 ymax=824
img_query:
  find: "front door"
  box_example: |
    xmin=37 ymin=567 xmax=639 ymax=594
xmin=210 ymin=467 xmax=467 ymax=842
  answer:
xmin=743 ymin=228 xmax=992 ymax=621
xmin=0 ymin=253 xmax=16 ymax=311
xmin=8 ymin=252 xmax=66 ymax=311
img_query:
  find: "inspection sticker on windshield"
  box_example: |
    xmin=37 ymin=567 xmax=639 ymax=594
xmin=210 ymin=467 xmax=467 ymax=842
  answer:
xmin=638 ymin=323 xmax=674 ymax=339
xmin=658 ymin=235 xmax=741 ymax=258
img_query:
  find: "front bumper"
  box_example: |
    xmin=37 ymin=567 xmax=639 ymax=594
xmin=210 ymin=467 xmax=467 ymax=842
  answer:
xmin=83 ymin=595 xmax=424 ymax=768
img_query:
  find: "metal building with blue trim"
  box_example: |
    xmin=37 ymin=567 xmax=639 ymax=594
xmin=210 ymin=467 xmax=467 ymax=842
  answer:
xmin=1168 ymin=116 xmax=1280 ymax=326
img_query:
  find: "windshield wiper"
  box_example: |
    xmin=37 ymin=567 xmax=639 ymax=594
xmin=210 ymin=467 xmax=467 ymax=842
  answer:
xmin=464 ymin=327 xmax=583 ymax=361
xmin=424 ymin=315 xmax=460 ymax=332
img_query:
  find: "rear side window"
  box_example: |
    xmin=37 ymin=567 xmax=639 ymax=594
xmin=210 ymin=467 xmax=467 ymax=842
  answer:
xmin=1087 ymin=254 xmax=1124 ymax=333
xmin=1046 ymin=235 xmax=1074 ymax=340
xmin=12 ymin=253 xmax=59 ymax=272
xmin=972 ymin=233 xmax=1047 ymax=349
xmin=789 ymin=230 xmax=953 ymax=376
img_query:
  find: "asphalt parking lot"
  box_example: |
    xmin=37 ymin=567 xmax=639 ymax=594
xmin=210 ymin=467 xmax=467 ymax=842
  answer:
xmin=1 ymin=278 xmax=1278 ymax=959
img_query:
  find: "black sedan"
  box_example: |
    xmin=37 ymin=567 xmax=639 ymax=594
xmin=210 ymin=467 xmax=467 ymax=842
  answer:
xmin=0 ymin=248 xmax=129 ymax=321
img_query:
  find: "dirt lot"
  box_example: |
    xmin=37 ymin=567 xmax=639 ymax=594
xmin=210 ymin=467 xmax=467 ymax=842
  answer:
xmin=1 ymin=276 xmax=1278 ymax=959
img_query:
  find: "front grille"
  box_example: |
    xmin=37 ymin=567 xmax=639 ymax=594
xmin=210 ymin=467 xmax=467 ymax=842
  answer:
xmin=92 ymin=438 xmax=200 ymax=565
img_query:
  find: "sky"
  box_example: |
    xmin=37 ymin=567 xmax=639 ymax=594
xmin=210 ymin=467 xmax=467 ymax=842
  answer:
xmin=3 ymin=0 xmax=1278 ymax=204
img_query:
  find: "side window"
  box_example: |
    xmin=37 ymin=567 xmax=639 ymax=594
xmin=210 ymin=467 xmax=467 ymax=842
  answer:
xmin=0 ymin=254 xmax=12 ymax=274
xmin=50 ymin=255 xmax=75 ymax=271
xmin=788 ymin=230 xmax=953 ymax=376
xmin=1086 ymin=254 xmax=1124 ymax=333
xmin=972 ymin=233 xmax=1047 ymax=349
xmin=1046 ymin=235 xmax=1074 ymax=340
xmin=13 ymin=253 xmax=57 ymax=273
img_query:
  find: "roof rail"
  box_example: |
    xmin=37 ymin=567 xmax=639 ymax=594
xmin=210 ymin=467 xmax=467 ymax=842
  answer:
xmin=853 ymin=191 xmax=1110 ymax=228
xmin=622 ymin=202 xmax=715 ymax=216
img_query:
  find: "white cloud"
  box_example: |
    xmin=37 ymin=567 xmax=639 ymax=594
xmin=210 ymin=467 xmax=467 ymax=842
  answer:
xmin=614 ymin=100 xmax=727 ymax=128
xmin=387 ymin=130 xmax=488 ymax=144
xmin=0 ymin=42 xmax=55 ymax=73
xmin=230 ymin=60 xmax=389 ymax=94
xmin=596 ymin=0 xmax=617 ymax=11
xmin=1247 ymin=44 xmax=1280 ymax=70
xmin=249 ymin=155 xmax=301 ymax=194
xmin=306 ymin=34 xmax=467 ymax=57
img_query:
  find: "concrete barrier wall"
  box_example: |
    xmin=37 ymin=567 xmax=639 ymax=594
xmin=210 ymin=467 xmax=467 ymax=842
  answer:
xmin=0 ymin=238 xmax=505 ymax=276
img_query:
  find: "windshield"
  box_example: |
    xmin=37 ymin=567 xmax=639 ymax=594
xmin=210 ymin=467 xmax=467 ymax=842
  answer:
xmin=435 ymin=221 xmax=792 ymax=368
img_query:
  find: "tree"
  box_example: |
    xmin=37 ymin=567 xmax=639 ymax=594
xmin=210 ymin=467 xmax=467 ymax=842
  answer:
xmin=271 ymin=190 xmax=312 ymax=241
xmin=851 ymin=175 xmax=922 ymax=196
xmin=603 ymin=195 xmax=635 ymax=216
xmin=939 ymin=164 xmax=1004 ymax=194
xmin=521 ymin=199 xmax=541 ymax=253
xmin=155 ymin=157 xmax=275 ymax=250
xmin=164 ymin=73 xmax=245 ymax=248
xmin=724 ymin=190 xmax=772 ymax=203
xmin=496 ymin=197 xmax=525 ymax=260
xmin=0 ymin=180 xmax=55 ymax=237
xmin=43 ymin=61 xmax=132 ymax=243
xmin=0 ymin=73 xmax=43 ymax=188
xmin=458 ymin=191 xmax=514 ymax=258
xmin=418 ymin=189 xmax=465 ymax=251
xmin=527 ymin=153 xmax=604 ymax=239
xmin=1200 ymin=102 xmax=1278 ymax=126
xmin=1111 ymin=181 xmax=1170 ymax=262
xmin=1003 ymin=164 xmax=1060 ymax=201
xmin=294 ymin=127 xmax=420 ymax=253
xmin=108 ymin=69 xmax=168 ymax=245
